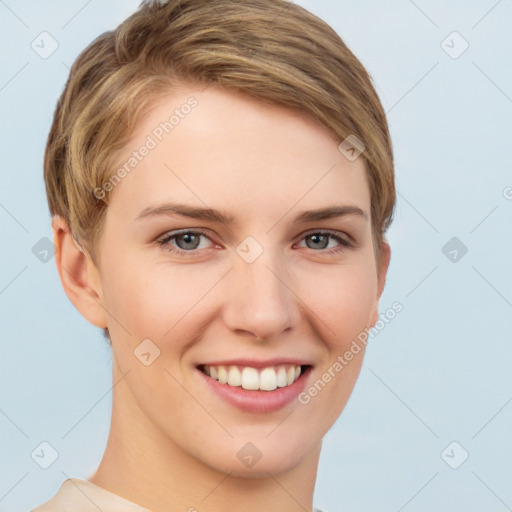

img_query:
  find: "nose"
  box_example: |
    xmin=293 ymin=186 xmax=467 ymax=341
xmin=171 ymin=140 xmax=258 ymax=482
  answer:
xmin=222 ymin=247 xmax=301 ymax=342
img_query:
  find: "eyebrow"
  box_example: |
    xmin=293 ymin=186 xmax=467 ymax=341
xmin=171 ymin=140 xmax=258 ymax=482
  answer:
xmin=134 ymin=202 xmax=368 ymax=224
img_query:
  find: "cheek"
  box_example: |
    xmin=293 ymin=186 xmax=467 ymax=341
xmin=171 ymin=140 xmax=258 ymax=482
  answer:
xmin=296 ymin=259 xmax=377 ymax=415
xmin=101 ymin=256 xmax=210 ymax=341
xmin=299 ymin=259 xmax=378 ymax=346
xmin=298 ymin=269 xmax=375 ymax=429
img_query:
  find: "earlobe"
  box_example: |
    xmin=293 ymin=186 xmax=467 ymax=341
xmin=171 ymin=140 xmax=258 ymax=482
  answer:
xmin=51 ymin=216 xmax=108 ymax=328
xmin=369 ymin=242 xmax=391 ymax=328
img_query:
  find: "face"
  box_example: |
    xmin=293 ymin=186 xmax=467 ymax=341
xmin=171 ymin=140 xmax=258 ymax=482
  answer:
xmin=89 ymin=84 xmax=388 ymax=477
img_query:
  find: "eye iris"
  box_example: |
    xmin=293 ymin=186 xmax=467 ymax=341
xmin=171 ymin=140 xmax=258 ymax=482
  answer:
xmin=177 ymin=233 xmax=201 ymax=250
xmin=307 ymin=234 xmax=328 ymax=250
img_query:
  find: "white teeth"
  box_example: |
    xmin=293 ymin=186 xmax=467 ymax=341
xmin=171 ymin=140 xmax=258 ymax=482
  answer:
xmin=201 ymin=364 xmax=305 ymax=391
xmin=286 ymin=366 xmax=295 ymax=385
xmin=260 ymin=367 xmax=277 ymax=391
xmin=217 ymin=366 xmax=228 ymax=384
xmin=227 ymin=365 xmax=241 ymax=386
xmin=241 ymin=367 xmax=259 ymax=390
xmin=276 ymin=366 xmax=287 ymax=387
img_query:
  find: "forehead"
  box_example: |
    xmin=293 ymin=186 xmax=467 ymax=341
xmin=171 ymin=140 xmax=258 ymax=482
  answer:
xmin=106 ymin=85 xmax=370 ymax=224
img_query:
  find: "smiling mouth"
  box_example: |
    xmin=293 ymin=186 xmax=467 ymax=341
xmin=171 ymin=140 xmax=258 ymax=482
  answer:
xmin=197 ymin=364 xmax=312 ymax=391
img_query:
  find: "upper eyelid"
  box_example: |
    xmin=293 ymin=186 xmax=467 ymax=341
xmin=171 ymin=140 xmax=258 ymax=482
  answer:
xmin=159 ymin=228 xmax=215 ymax=243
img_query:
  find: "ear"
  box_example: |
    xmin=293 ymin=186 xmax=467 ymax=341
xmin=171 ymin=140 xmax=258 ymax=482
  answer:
xmin=51 ymin=216 xmax=108 ymax=328
xmin=369 ymin=241 xmax=391 ymax=328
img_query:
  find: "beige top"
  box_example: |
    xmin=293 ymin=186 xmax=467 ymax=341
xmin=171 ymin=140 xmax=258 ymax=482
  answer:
xmin=31 ymin=478 xmax=151 ymax=512
xmin=31 ymin=477 xmax=326 ymax=512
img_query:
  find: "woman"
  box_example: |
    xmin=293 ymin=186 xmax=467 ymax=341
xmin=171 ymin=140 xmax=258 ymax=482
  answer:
xmin=33 ymin=0 xmax=395 ymax=510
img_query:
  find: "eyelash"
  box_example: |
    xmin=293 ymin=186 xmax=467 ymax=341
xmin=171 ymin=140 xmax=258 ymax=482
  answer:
xmin=156 ymin=229 xmax=353 ymax=257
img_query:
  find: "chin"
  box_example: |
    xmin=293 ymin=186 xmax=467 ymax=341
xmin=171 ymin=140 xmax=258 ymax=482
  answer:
xmin=196 ymin=436 xmax=315 ymax=478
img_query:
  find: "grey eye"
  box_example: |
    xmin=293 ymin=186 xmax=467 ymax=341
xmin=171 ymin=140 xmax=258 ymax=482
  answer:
xmin=174 ymin=233 xmax=202 ymax=250
xmin=305 ymin=234 xmax=330 ymax=250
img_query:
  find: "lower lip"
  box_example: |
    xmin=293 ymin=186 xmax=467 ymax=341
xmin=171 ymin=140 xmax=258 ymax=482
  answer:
xmin=197 ymin=367 xmax=311 ymax=413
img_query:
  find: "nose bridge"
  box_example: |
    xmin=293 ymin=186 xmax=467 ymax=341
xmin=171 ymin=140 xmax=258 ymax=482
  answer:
xmin=224 ymin=238 xmax=300 ymax=339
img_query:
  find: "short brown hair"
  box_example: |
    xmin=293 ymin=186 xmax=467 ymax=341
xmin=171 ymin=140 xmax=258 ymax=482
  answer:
xmin=44 ymin=0 xmax=395 ymax=266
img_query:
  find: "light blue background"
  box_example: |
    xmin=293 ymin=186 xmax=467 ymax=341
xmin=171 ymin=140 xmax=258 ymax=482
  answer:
xmin=1 ymin=1 xmax=511 ymax=511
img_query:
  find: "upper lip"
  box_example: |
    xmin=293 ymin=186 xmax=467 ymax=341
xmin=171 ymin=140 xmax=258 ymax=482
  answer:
xmin=197 ymin=358 xmax=313 ymax=369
